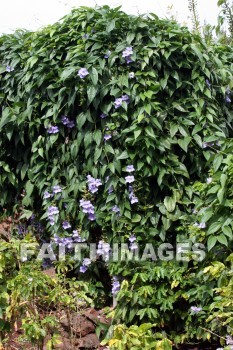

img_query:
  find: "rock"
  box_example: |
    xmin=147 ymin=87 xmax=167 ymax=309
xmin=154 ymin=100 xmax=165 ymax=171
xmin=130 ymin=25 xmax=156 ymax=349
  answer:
xmin=84 ymin=308 xmax=111 ymax=325
xmin=60 ymin=314 xmax=95 ymax=337
xmin=75 ymin=333 xmax=100 ymax=348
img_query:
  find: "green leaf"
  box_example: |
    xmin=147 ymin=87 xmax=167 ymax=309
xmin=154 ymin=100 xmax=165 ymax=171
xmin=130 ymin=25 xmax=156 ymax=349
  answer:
xmin=132 ymin=214 xmax=141 ymax=222
xmin=60 ymin=67 xmax=76 ymax=80
xmin=117 ymin=151 xmax=128 ymax=160
xmin=108 ymin=163 xmax=115 ymax=173
xmin=21 ymin=164 xmax=29 ymax=180
xmin=87 ymin=86 xmax=98 ymax=103
xmin=26 ymin=180 xmax=34 ymax=197
xmin=177 ymin=137 xmax=191 ymax=152
xmin=190 ymin=43 xmax=203 ymax=61
xmin=207 ymin=222 xmax=221 ymax=235
xmin=134 ymin=129 xmax=141 ymax=140
xmin=213 ymin=154 xmax=223 ymax=172
xmin=77 ymin=113 xmax=86 ymax=129
xmin=164 ymin=196 xmax=176 ymax=212
xmin=126 ymin=32 xmax=135 ymax=44
xmin=106 ymin=20 xmax=115 ymax=33
xmin=20 ymin=209 xmax=34 ymax=220
xmin=207 ymin=236 xmax=217 ymax=251
xmin=217 ymin=234 xmax=228 ymax=246
xmin=90 ymin=67 xmax=98 ymax=86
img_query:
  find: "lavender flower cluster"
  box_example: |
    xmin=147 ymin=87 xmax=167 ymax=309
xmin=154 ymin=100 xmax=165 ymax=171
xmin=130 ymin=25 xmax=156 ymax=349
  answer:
xmin=78 ymin=68 xmax=89 ymax=79
xmin=104 ymin=50 xmax=111 ymax=59
xmin=112 ymin=205 xmax=120 ymax=214
xmin=47 ymin=206 xmax=59 ymax=226
xmin=6 ymin=65 xmax=14 ymax=72
xmin=80 ymin=258 xmax=91 ymax=273
xmin=114 ymin=94 xmax=130 ymax=109
xmin=100 ymin=113 xmax=107 ymax=119
xmin=87 ymin=175 xmax=102 ymax=194
xmin=190 ymin=306 xmax=202 ymax=313
xmin=112 ymin=276 xmax=121 ymax=295
xmin=193 ymin=222 xmax=206 ymax=229
xmin=97 ymin=240 xmax=111 ymax=261
xmin=44 ymin=185 xmax=62 ymax=199
xmin=61 ymin=115 xmax=75 ymax=128
xmin=53 ymin=230 xmax=84 ymax=248
xmin=124 ymin=165 xmax=138 ymax=204
xmin=122 ymin=46 xmax=133 ymax=64
xmin=47 ymin=126 xmax=59 ymax=134
xmin=225 ymin=87 xmax=231 ymax=104
xmin=80 ymin=199 xmax=96 ymax=221
xmin=129 ymin=234 xmax=138 ymax=251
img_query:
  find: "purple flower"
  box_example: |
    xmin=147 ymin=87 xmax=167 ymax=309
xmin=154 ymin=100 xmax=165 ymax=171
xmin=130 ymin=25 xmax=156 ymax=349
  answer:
xmin=44 ymin=191 xmax=51 ymax=199
xmin=47 ymin=206 xmax=59 ymax=216
xmin=67 ymin=120 xmax=75 ymax=128
xmin=80 ymin=199 xmax=96 ymax=221
xmin=104 ymin=50 xmax=111 ymax=59
xmin=100 ymin=113 xmax=107 ymax=119
xmin=47 ymin=126 xmax=59 ymax=134
xmin=80 ymin=265 xmax=88 ymax=273
xmin=61 ymin=115 xmax=75 ymax=128
xmin=47 ymin=206 xmax=59 ymax=226
xmin=122 ymin=94 xmax=130 ymax=103
xmin=83 ymin=258 xmax=91 ymax=266
xmin=88 ymin=213 xmax=96 ymax=221
xmin=104 ymin=134 xmax=112 ymax=142
xmin=122 ymin=47 xmax=133 ymax=58
xmin=128 ymin=185 xmax=138 ymax=204
xmin=72 ymin=230 xmax=82 ymax=242
xmin=17 ymin=224 xmax=28 ymax=235
xmin=82 ymin=34 xmax=89 ymax=39
xmin=114 ymin=94 xmax=130 ymax=109
xmin=130 ymin=242 xmax=138 ymax=251
xmin=87 ymin=175 xmax=102 ymax=194
xmin=206 ymin=79 xmax=211 ymax=88
xmin=125 ymin=175 xmax=135 ymax=183
xmin=61 ymin=237 xmax=73 ymax=247
xmin=49 ymin=217 xmax=55 ymax=226
xmin=226 ymin=95 xmax=231 ymax=103
xmin=108 ymin=186 xmax=114 ymax=194
xmin=78 ymin=68 xmax=89 ymax=79
xmin=97 ymin=241 xmax=111 ymax=261
xmin=112 ymin=205 xmax=120 ymax=214
xmin=130 ymin=195 xmax=138 ymax=204
xmin=129 ymin=234 xmax=136 ymax=243
xmin=125 ymin=56 xmax=133 ymax=64
xmin=129 ymin=234 xmax=138 ymax=250
xmin=52 ymin=185 xmax=62 ymax=194
xmin=126 ymin=165 xmax=135 ymax=172
xmin=226 ymin=335 xmax=233 ymax=345
xmin=190 ymin=306 xmax=202 ymax=313
xmin=6 ymin=65 xmax=14 ymax=72
xmin=114 ymin=97 xmax=123 ymax=109
xmin=112 ymin=276 xmax=121 ymax=295
xmin=61 ymin=115 xmax=69 ymax=125
xmin=62 ymin=221 xmax=71 ymax=230
xmin=80 ymin=199 xmax=95 ymax=214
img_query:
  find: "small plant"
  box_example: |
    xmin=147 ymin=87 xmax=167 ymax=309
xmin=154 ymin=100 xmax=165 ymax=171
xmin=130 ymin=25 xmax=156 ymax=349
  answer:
xmin=102 ymin=323 xmax=172 ymax=350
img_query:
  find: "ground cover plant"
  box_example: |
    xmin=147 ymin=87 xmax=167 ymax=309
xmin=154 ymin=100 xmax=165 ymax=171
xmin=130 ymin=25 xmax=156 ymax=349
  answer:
xmin=0 ymin=5 xmax=233 ymax=349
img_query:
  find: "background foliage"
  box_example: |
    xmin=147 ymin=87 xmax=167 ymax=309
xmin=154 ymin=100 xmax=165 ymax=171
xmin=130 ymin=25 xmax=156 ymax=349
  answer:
xmin=0 ymin=5 xmax=233 ymax=348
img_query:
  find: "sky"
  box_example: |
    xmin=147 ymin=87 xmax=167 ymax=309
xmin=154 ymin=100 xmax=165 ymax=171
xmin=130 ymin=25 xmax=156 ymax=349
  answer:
xmin=0 ymin=0 xmax=219 ymax=35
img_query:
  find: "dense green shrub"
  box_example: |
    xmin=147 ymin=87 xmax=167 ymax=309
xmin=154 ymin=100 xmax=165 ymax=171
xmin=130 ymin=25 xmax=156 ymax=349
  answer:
xmin=0 ymin=5 xmax=233 ymax=346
